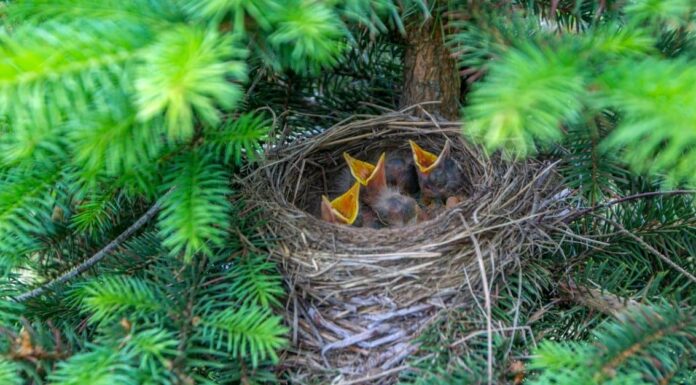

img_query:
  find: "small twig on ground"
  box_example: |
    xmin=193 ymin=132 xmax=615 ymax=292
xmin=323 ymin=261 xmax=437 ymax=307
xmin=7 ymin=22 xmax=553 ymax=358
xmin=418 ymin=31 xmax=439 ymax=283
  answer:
xmin=559 ymin=278 xmax=640 ymax=318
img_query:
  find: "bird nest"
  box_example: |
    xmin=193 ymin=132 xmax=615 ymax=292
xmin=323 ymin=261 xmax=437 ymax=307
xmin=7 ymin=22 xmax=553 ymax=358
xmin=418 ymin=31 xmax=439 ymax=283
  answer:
xmin=243 ymin=111 xmax=568 ymax=383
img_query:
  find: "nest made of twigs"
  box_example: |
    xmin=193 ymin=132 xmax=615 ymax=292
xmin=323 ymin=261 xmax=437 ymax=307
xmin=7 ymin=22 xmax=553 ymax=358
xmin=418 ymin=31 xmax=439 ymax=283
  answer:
xmin=243 ymin=111 xmax=568 ymax=384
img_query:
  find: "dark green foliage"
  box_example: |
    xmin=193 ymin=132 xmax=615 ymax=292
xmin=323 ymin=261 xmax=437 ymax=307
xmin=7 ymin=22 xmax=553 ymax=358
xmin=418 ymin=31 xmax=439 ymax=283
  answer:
xmin=459 ymin=0 xmax=696 ymax=187
xmin=73 ymin=276 xmax=168 ymax=324
xmin=398 ymin=2 xmax=696 ymax=384
xmin=70 ymin=190 xmax=122 ymax=235
xmin=204 ymin=113 xmax=270 ymax=166
xmin=158 ymin=150 xmax=232 ymax=260
xmin=0 ymin=2 xmax=423 ymax=382
xmin=245 ymin=31 xmax=405 ymax=138
xmin=556 ymin=113 xmax=631 ymax=204
xmin=207 ymin=254 xmax=284 ymax=308
xmin=2 ymin=248 xmax=289 ymax=383
xmin=1 ymin=0 xmax=695 ymax=384
xmin=530 ymin=304 xmax=696 ymax=385
xmin=196 ymin=306 xmax=286 ymax=368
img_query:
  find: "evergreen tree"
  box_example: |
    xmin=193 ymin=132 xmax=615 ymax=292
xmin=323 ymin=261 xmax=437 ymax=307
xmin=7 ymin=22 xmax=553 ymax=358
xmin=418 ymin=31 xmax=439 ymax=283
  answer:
xmin=400 ymin=1 xmax=696 ymax=384
xmin=0 ymin=0 xmax=694 ymax=384
xmin=0 ymin=0 xmax=420 ymax=382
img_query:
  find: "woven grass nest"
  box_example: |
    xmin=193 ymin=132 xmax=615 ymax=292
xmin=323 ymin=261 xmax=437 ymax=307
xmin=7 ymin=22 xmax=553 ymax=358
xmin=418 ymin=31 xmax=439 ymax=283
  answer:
xmin=244 ymin=111 xmax=569 ymax=384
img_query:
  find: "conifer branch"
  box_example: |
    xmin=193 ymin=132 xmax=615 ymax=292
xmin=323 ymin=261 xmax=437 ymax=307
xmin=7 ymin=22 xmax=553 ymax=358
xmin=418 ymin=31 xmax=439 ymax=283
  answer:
xmin=600 ymin=215 xmax=696 ymax=285
xmin=566 ymin=189 xmax=696 ymax=222
xmin=12 ymin=191 xmax=172 ymax=302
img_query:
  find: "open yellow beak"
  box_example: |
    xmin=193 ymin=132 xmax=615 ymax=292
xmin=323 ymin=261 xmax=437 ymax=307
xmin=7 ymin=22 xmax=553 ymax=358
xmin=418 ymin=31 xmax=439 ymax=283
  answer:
xmin=320 ymin=182 xmax=361 ymax=225
xmin=343 ymin=152 xmax=374 ymax=184
xmin=409 ymin=140 xmax=450 ymax=174
xmin=343 ymin=152 xmax=387 ymax=193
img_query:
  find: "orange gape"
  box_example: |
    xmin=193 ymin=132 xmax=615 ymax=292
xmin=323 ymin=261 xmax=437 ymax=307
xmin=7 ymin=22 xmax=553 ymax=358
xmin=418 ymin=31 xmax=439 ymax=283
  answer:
xmin=409 ymin=140 xmax=444 ymax=174
xmin=408 ymin=140 xmax=463 ymax=203
xmin=343 ymin=152 xmax=387 ymax=205
xmin=343 ymin=152 xmax=376 ymax=182
xmin=320 ymin=182 xmax=361 ymax=225
xmin=343 ymin=152 xmax=387 ymax=203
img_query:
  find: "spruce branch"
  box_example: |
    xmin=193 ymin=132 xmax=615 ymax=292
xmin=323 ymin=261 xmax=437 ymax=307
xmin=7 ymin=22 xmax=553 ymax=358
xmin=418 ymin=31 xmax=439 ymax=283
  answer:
xmin=77 ymin=276 xmax=168 ymax=323
xmin=135 ymin=26 xmax=246 ymax=140
xmin=158 ymin=151 xmax=232 ymax=261
xmin=0 ymin=359 xmax=22 ymax=385
xmin=594 ymin=305 xmax=696 ymax=384
xmin=194 ymin=305 xmax=287 ymax=368
xmin=12 ymin=190 xmax=172 ymax=302
xmin=530 ymin=304 xmax=696 ymax=385
xmin=566 ymin=189 xmax=696 ymax=222
xmin=599 ymin=215 xmax=696 ymax=285
xmin=47 ymin=345 xmax=136 ymax=385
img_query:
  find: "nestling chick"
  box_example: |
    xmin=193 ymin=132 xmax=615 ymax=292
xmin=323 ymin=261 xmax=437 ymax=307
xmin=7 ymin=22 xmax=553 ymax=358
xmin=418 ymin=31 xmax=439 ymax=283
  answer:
xmin=385 ymin=152 xmax=419 ymax=195
xmin=355 ymin=203 xmax=383 ymax=229
xmin=372 ymin=190 xmax=419 ymax=227
xmin=320 ymin=182 xmax=361 ymax=225
xmin=343 ymin=152 xmax=420 ymax=227
xmin=328 ymin=162 xmax=383 ymax=228
xmin=409 ymin=140 xmax=464 ymax=204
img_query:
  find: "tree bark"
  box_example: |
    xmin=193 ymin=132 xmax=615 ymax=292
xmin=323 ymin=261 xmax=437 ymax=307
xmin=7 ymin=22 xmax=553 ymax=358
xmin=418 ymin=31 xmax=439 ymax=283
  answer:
xmin=400 ymin=20 xmax=461 ymax=120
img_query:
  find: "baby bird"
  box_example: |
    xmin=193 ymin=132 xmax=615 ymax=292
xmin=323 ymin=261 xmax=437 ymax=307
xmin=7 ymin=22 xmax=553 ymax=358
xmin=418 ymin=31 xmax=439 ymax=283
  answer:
xmin=372 ymin=190 xmax=420 ymax=227
xmin=343 ymin=152 xmax=420 ymax=227
xmin=328 ymin=159 xmax=383 ymax=228
xmin=385 ymin=152 xmax=419 ymax=195
xmin=409 ymin=140 xmax=464 ymax=204
xmin=320 ymin=182 xmax=361 ymax=225
xmin=355 ymin=202 xmax=384 ymax=229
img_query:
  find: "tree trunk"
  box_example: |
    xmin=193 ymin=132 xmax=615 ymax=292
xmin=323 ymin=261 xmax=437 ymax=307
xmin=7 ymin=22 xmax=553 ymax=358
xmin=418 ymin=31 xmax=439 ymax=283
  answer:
xmin=400 ymin=20 xmax=461 ymax=120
